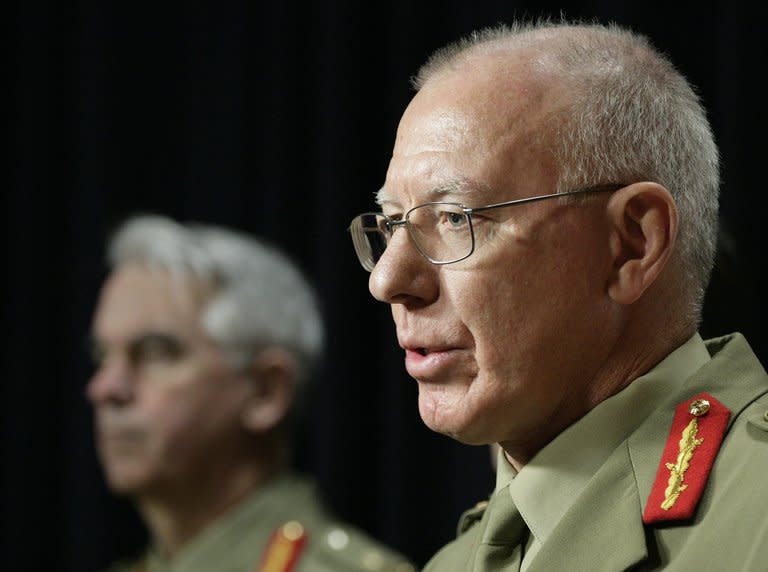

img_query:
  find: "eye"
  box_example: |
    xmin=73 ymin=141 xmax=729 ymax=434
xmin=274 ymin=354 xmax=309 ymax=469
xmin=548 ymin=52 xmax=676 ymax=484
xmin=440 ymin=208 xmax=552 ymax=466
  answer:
xmin=439 ymin=210 xmax=468 ymax=229
xmin=129 ymin=333 xmax=186 ymax=367
xmin=449 ymin=212 xmax=465 ymax=227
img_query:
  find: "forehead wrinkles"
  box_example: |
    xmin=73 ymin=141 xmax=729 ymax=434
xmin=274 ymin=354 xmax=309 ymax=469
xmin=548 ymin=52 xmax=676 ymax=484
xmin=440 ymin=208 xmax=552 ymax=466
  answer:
xmin=380 ymin=153 xmax=460 ymax=205
xmin=382 ymin=55 xmax=557 ymax=204
xmin=394 ymin=106 xmax=475 ymax=155
xmin=384 ymin=103 xmax=478 ymax=202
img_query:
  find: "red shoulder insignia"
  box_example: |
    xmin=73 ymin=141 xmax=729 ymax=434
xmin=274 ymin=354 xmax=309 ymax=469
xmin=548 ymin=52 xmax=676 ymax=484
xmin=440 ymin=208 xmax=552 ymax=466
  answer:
xmin=255 ymin=521 xmax=308 ymax=572
xmin=643 ymin=392 xmax=730 ymax=524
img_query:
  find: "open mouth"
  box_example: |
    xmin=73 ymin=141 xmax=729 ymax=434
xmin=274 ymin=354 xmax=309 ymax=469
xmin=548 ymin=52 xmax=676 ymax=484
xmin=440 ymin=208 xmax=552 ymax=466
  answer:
xmin=411 ymin=347 xmax=454 ymax=357
xmin=403 ymin=345 xmax=462 ymax=380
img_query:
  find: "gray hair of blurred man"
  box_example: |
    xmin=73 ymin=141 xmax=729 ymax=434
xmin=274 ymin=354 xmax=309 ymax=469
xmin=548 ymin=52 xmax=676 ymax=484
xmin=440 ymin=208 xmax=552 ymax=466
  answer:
xmin=413 ymin=20 xmax=720 ymax=324
xmin=107 ymin=214 xmax=324 ymax=404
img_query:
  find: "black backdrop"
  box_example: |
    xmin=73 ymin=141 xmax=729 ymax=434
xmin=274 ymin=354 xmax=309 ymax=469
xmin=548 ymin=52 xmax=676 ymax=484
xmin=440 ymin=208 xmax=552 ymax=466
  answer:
xmin=5 ymin=2 xmax=766 ymax=571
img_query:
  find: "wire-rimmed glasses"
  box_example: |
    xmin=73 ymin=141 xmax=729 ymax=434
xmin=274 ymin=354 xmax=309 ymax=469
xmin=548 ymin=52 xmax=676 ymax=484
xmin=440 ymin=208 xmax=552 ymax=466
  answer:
xmin=349 ymin=184 xmax=624 ymax=272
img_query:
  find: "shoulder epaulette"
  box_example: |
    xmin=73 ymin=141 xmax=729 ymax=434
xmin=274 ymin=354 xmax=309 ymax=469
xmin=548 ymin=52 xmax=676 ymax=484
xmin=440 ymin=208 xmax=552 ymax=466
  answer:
xmin=315 ymin=523 xmax=416 ymax=571
xmin=643 ymin=392 xmax=730 ymax=524
xmin=256 ymin=520 xmax=308 ymax=572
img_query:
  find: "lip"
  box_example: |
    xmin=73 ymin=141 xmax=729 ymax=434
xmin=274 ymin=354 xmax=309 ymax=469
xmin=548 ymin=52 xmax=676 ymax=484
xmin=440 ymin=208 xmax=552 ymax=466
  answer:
xmin=98 ymin=426 xmax=144 ymax=446
xmin=403 ymin=346 xmax=463 ymax=380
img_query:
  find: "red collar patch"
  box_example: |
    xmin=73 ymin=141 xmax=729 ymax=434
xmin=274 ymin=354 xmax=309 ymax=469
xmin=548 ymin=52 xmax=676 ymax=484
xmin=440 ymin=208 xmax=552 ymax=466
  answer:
xmin=643 ymin=392 xmax=730 ymax=524
xmin=256 ymin=520 xmax=308 ymax=572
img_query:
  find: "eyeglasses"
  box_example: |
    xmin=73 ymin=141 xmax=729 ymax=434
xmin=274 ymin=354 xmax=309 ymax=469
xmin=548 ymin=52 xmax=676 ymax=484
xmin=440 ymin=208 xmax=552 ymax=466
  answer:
xmin=349 ymin=184 xmax=624 ymax=272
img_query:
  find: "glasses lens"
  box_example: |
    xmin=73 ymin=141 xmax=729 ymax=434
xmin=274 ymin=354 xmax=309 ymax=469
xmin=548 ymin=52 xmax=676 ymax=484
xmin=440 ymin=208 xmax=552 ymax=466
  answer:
xmin=407 ymin=203 xmax=472 ymax=263
xmin=350 ymin=213 xmax=388 ymax=271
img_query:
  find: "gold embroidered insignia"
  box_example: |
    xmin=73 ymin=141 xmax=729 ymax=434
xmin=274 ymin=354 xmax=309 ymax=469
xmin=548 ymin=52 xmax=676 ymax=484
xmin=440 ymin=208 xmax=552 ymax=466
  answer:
xmin=661 ymin=417 xmax=704 ymax=510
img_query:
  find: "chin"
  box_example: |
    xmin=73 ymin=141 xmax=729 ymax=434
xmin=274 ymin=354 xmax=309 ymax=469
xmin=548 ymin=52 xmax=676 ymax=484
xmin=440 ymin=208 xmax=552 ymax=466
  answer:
xmin=418 ymin=394 xmax=494 ymax=446
xmin=101 ymin=462 xmax=153 ymax=496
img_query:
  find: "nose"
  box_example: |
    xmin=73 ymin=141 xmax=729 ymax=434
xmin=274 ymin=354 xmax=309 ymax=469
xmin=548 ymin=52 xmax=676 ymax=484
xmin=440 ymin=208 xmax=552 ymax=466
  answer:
xmin=368 ymin=226 xmax=438 ymax=307
xmin=86 ymin=358 xmax=135 ymax=405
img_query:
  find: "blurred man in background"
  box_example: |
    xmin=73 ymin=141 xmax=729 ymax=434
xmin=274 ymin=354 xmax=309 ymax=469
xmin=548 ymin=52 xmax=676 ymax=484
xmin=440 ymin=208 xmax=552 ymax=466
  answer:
xmin=88 ymin=214 xmax=414 ymax=572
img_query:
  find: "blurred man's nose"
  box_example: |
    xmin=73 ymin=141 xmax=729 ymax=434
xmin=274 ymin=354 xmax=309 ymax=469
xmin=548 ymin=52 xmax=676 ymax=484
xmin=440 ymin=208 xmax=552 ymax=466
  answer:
xmin=86 ymin=358 xmax=135 ymax=405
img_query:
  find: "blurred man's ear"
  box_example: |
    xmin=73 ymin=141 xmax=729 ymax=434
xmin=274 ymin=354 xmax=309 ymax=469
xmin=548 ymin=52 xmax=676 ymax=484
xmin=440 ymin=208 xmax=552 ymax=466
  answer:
xmin=606 ymin=182 xmax=678 ymax=305
xmin=241 ymin=347 xmax=296 ymax=432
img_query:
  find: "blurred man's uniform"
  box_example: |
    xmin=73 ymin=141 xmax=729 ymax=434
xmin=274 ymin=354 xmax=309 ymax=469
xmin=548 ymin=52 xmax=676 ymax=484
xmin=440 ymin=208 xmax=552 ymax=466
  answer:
xmin=107 ymin=475 xmax=413 ymax=572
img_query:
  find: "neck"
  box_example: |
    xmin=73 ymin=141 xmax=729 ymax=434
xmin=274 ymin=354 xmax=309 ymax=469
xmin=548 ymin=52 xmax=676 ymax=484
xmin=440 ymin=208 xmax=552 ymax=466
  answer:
xmin=137 ymin=456 xmax=282 ymax=558
xmin=501 ymin=298 xmax=696 ymax=472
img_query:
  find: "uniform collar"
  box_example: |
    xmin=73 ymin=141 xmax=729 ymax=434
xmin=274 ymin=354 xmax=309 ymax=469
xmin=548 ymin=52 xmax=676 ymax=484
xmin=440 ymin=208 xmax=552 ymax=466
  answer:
xmin=496 ymin=333 xmax=710 ymax=567
xmin=146 ymin=474 xmax=317 ymax=571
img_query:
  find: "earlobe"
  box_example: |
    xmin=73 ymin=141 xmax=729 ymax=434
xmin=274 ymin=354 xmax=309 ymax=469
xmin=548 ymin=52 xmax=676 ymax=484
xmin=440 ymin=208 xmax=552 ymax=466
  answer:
xmin=606 ymin=183 xmax=678 ymax=305
xmin=240 ymin=348 xmax=296 ymax=432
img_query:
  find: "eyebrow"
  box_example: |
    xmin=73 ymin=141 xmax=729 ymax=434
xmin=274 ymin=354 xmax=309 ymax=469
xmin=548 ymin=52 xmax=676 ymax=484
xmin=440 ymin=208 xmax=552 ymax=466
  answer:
xmin=87 ymin=331 xmax=187 ymax=362
xmin=128 ymin=332 xmax=185 ymax=352
xmin=375 ymin=178 xmax=484 ymax=207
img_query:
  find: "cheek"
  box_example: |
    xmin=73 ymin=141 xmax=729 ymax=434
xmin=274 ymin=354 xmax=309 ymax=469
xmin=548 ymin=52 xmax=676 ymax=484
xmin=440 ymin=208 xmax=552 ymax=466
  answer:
xmin=140 ymin=371 xmax=237 ymax=453
xmin=141 ymin=395 xmax=201 ymax=457
xmin=449 ymin=266 xmax=524 ymax=364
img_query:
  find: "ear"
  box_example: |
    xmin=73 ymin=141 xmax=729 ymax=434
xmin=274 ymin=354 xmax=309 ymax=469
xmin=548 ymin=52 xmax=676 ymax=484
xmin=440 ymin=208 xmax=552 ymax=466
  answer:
xmin=606 ymin=182 xmax=678 ymax=305
xmin=240 ymin=347 xmax=296 ymax=433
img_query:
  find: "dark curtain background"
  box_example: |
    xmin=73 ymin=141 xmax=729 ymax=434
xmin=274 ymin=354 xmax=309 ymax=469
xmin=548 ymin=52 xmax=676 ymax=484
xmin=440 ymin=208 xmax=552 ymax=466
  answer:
xmin=5 ymin=2 xmax=766 ymax=571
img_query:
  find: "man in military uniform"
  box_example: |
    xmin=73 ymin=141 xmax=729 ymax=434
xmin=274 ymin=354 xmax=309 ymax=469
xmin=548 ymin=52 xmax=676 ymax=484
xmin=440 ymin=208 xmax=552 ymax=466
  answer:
xmin=349 ymin=19 xmax=767 ymax=571
xmin=88 ymin=214 xmax=414 ymax=572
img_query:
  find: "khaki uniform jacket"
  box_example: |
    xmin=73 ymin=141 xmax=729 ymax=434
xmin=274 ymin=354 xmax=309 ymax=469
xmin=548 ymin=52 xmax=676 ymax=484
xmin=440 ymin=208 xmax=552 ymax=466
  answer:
xmin=425 ymin=333 xmax=768 ymax=571
xmin=106 ymin=474 xmax=415 ymax=572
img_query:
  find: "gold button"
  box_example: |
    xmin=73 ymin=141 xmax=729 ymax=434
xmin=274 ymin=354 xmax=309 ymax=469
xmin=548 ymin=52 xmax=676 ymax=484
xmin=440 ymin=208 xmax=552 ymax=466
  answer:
xmin=763 ymin=410 xmax=768 ymax=423
xmin=689 ymin=399 xmax=710 ymax=417
xmin=281 ymin=521 xmax=305 ymax=541
xmin=326 ymin=528 xmax=349 ymax=550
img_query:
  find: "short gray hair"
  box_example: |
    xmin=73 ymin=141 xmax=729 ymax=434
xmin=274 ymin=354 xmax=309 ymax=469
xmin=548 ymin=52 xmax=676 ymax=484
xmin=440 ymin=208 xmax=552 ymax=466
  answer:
xmin=414 ymin=20 xmax=720 ymax=322
xmin=107 ymin=214 xmax=324 ymax=387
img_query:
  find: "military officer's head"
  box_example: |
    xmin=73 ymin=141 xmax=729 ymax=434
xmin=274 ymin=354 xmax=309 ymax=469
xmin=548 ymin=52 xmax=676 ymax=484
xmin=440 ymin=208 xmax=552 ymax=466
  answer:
xmin=86 ymin=214 xmax=323 ymax=497
xmin=349 ymin=20 xmax=719 ymax=469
